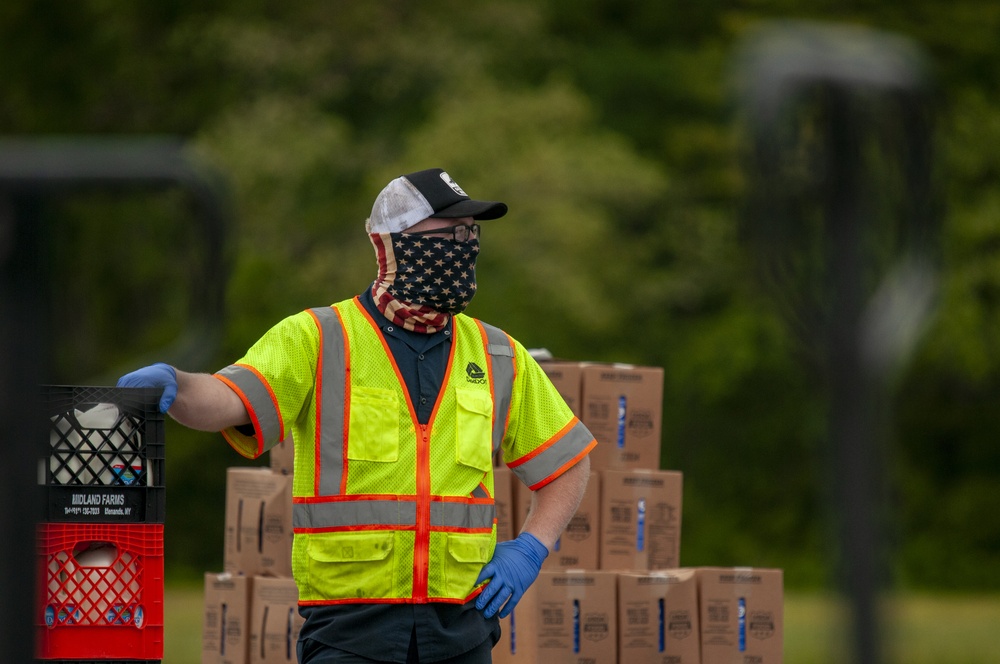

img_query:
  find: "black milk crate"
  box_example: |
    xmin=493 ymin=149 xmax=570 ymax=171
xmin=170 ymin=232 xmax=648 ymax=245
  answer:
xmin=41 ymin=386 xmax=165 ymax=524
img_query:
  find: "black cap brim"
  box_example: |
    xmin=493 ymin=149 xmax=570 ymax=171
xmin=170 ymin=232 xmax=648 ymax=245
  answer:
xmin=434 ymin=199 xmax=508 ymax=220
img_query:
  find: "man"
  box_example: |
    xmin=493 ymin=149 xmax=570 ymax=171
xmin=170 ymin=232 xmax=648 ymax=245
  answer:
xmin=119 ymin=168 xmax=595 ymax=663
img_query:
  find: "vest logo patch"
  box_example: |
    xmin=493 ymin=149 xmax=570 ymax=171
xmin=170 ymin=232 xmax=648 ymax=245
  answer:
xmin=466 ymin=362 xmax=487 ymax=383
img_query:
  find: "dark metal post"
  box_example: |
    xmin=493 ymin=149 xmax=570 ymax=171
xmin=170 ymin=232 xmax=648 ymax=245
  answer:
xmin=824 ymin=88 xmax=883 ymax=663
xmin=736 ymin=22 xmax=936 ymax=664
xmin=0 ymin=137 xmax=231 ymax=664
xmin=0 ymin=192 xmax=48 ymax=664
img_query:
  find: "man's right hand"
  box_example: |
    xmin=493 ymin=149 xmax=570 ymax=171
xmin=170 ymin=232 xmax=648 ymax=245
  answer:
xmin=117 ymin=363 xmax=177 ymax=413
xmin=475 ymin=532 xmax=548 ymax=619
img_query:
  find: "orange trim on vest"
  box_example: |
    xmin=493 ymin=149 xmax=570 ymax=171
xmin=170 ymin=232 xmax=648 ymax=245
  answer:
xmin=309 ymin=305 xmax=354 ymax=497
xmin=308 ymin=298 xmax=360 ymax=495
xmin=355 ymin=298 xmax=437 ymax=603
xmin=294 ymin=493 xmax=420 ymax=503
xmin=299 ymin=597 xmax=419 ymax=607
xmin=505 ymin=329 xmax=516 ymax=434
xmin=216 ymin=364 xmax=283 ymax=457
xmin=306 ymin=309 xmax=325 ymax=497
xmin=299 ymin=594 xmax=474 ymax=607
xmin=296 ymin=523 xmax=416 ymax=535
xmin=529 ymin=439 xmax=597 ymax=491
xmin=353 ymin=297 xmax=418 ymax=422
xmin=508 ymin=417 xmax=579 ymax=469
xmin=298 ymin=586 xmax=485 ymax=608
xmin=414 ymin=424 xmax=431 ymax=602
xmin=473 ymin=320 xmax=498 ymax=435
xmin=472 ymin=319 xmax=516 ymax=439
xmin=338 ymin=305 xmax=351 ymax=495
xmin=414 ymin=341 xmax=458 ymax=600
xmin=432 ymin=494 xmax=494 ymax=505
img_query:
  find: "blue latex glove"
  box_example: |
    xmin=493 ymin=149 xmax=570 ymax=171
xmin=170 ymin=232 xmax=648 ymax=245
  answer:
xmin=116 ymin=363 xmax=177 ymax=413
xmin=475 ymin=532 xmax=548 ymax=619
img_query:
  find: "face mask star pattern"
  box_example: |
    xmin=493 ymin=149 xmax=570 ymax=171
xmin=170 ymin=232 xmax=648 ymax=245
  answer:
xmin=369 ymin=232 xmax=480 ymax=333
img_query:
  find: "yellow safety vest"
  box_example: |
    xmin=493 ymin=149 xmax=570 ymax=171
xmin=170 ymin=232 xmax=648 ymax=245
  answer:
xmin=217 ymin=296 xmax=597 ymax=606
xmin=299 ymin=298 xmax=510 ymax=605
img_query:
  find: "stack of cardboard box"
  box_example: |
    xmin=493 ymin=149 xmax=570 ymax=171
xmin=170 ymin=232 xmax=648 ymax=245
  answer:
xmin=202 ymin=440 xmax=303 ymax=664
xmin=200 ymin=359 xmax=783 ymax=664
xmin=491 ymin=359 xmax=784 ymax=664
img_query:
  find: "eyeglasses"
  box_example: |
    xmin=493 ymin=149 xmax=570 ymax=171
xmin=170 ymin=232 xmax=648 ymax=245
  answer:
xmin=404 ymin=223 xmax=480 ymax=244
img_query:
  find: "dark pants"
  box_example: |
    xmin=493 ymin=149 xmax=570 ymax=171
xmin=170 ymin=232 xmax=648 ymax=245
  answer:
xmin=298 ymin=625 xmax=498 ymax=664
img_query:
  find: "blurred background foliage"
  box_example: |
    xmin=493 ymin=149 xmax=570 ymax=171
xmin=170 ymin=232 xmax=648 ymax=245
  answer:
xmin=4 ymin=0 xmax=999 ymax=591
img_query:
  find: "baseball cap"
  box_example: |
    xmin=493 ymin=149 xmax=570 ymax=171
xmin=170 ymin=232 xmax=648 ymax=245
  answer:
xmin=368 ymin=168 xmax=508 ymax=233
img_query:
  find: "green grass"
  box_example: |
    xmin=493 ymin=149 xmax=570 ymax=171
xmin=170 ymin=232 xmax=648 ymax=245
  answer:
xmin=165 ymin=585 xmax=205 ymax=664
xmin=883 ymin=594 xmax=1000 ymax=664
xmin=164 ymin=587 xmax=1000 ymax=664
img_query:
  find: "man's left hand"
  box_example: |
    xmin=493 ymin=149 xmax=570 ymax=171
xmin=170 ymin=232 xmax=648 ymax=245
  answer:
xmin=475 ymin=532 xmax=548 ymax=618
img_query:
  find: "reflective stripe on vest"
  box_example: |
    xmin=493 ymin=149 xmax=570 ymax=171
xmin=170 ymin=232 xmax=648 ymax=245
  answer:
xmin=307 ymin=306 xmax=348 ymax=496
xmin=510 ymin=418 xmax=595 ymax=490
xmin=294 ymin=498 xmax=494 ymax=531
xmin=479 ymin=321 xmax=514 ymax=457
xmin=215 ymin=364 xmax=283 ymax=446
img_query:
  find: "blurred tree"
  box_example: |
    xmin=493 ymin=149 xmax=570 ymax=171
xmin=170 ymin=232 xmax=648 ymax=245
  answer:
xmin=4 ymin=0 xmax=1000 ymax=589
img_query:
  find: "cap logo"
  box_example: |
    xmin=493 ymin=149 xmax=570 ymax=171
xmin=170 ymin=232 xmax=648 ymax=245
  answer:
xmin=439 ymin=171 xmax=467 ymax=197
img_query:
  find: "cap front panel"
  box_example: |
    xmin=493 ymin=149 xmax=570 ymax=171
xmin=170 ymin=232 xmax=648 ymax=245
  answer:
xmin=369 ymin=177 xmax=435 ymax=233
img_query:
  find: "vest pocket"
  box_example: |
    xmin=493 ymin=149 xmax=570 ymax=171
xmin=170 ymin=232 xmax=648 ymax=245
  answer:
xmin=306 ymin=531 xmax=395 ymax=600
xmin=444 ymin=532 xmax=493 ymax=599
xmin=348 ymin=386 xmax=399 ymax=462
xmin=455 ymin=388 xmax=493 ymax=471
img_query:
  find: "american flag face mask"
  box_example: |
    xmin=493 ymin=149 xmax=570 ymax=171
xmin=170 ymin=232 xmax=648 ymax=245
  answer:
xmin=369 ymin=232 xmax=480 ymax=333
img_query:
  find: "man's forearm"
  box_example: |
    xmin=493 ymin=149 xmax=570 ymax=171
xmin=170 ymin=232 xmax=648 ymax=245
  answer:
xmin=520 ymin=455 xmax=591 ymax=551
xmin=169 ymin=370 xmax=250 ymax=432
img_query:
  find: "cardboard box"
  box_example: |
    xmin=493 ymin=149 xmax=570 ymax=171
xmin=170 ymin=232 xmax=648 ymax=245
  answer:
xmin=249 ymin=576 xmax=305 ymax=664
xmin=617 ymin=569 xmax=700 ymax=664
xmin=495 ymin=465 xmax=514 ymax=542
xmin=269 ymin=435 xmax=293 ymax=477
xmin=224 ymin=467 xmax=293 ymax=578
xmin=581 ymin=364 xmax=664 ymax=471
xmin=600 ymin=470 xmax=682 ymax=571
xmin=514 ymin=471 xmax=600 ymax=571
xmin=696 ymin=568 xmax=783 ymax=664
xmin=539 ymin=361 xmax=585 ymax=417
xmin=494 ymin=570 xmax=618 ymax=664
xmin=202 ymin=572 xmax=251 ymax=664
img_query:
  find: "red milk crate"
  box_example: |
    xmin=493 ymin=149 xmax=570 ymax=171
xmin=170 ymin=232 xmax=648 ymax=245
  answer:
xmin=36 ymin=522 xmax=164 ymax=661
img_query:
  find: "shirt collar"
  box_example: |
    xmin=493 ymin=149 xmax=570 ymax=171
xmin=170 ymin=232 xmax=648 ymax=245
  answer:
xmin=359 ymin=286 xmax=452 ymax=351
